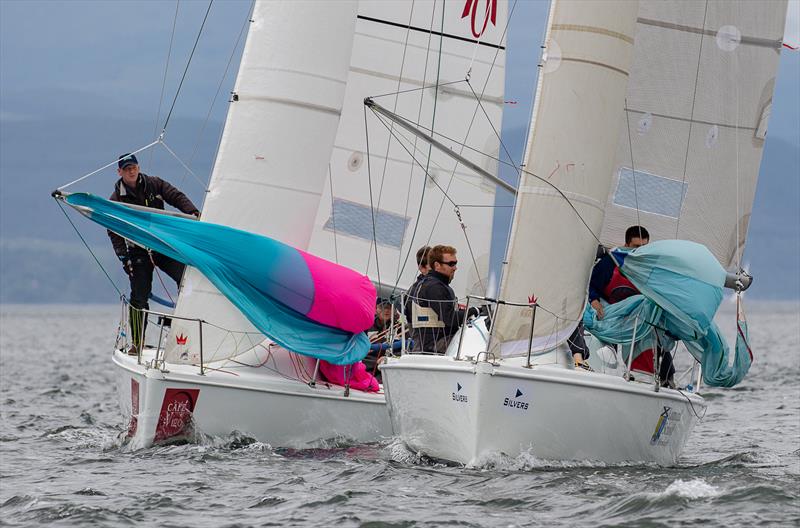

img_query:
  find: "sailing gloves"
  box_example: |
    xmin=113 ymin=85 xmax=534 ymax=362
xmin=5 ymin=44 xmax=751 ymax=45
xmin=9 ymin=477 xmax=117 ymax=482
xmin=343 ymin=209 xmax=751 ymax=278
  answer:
xmin=119 ymin=253 xmax=134 ymax=277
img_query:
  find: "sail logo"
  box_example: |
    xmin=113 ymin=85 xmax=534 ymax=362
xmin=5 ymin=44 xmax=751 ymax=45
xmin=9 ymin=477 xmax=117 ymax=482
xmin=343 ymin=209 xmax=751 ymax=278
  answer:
xmin=175 ymin=333 xmax=188 ymax=345
xmin=503 ymin=388 xmax=529 ymax=410
xmin=461 ymin=0 xmax=497 ymax=39
xmin=452 ymin=382 xmax=468 ymax=403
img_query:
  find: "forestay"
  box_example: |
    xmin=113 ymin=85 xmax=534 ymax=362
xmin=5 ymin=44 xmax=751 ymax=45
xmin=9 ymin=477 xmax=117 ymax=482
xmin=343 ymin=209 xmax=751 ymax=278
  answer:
xmin=599 ymin=1 xmax=788 ymax=269
xmin=493 ymin=0 xmax=640 ymax=357
xmin=166 ymin=1 xmax=359 ymax=363
xmin=306 ymin=0 xmax=508 ymax=296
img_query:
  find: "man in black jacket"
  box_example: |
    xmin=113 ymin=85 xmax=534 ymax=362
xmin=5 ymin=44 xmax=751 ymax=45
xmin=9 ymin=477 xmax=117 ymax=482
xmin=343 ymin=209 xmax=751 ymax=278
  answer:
xmin=408 ymin=244 xmax=468 ymax=354
xmin=110 ymin=153 xmax=200 ymax=355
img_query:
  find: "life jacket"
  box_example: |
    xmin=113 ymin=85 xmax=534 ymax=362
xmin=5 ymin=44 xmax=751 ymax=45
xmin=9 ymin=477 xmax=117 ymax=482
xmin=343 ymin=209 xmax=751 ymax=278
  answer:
xmin=603 ymin=267 xmax=639 ymax=304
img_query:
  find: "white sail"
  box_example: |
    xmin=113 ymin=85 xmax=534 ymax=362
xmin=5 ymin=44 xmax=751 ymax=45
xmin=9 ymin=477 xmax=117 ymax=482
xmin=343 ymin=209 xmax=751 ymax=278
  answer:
xmin=165 ymin=1 xmax=359 ymax=363
xmin=492 ymin=0 xmax=640 ymax=356
xmin=306 ymin=0 xmax=508 ymax=297
xmin=599 ymin=0 xmax=788 ymax=270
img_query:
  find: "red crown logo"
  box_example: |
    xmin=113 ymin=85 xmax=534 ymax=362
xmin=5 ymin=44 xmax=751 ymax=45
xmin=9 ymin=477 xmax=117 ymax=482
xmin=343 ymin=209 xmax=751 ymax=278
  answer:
xmin=528 ymin=294 xmax=537 ymax=305
xmin=176 ymin=333 xmax=188 ymax=346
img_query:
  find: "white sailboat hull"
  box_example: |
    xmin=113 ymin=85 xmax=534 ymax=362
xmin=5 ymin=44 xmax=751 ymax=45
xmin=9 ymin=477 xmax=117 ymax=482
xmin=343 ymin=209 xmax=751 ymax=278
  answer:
xmin=114 ymin=350 xmax=390 ymax=449
xmin=381 ymin=354 xmax=706 ymax=466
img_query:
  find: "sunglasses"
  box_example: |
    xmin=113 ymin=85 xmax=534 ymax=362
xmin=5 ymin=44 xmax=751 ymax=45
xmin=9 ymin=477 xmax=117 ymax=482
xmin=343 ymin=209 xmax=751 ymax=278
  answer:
xmin=440 ymin=260 xmax=458 ymax=267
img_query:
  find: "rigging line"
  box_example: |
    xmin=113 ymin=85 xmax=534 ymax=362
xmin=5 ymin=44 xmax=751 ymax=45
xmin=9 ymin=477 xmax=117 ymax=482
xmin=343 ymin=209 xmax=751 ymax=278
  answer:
xmin=328 ymin=163 xmax=339 ymax=264
xmin=363 ymin=105 xmax=382 ymax=288
xmin=374 ymin=0 xmax=418 ymax=260
xmin=370 ymin=109 xmax=458 ymax=208
xmin=624 ymin=99 xmax=642 ymax=230
xmin=148 ymin=0 xmax=181 ymax=172
xmin=161 ymin=0 xmax=214 ymax=134
xmin=734 ymin=34 xmax=742 ymax=272
xmin=395 ymin=2 xmax=437 ymax=280
xmin=369 ymin=79 xmax=467 ymax=100
xmin=373 ymin=103 xmax=604 ymax=246
xmin=158 ymin=140 xmax=208 ymax=191
xmin=455 ymin=205 xmax=485 ymax=293
xmin=424 ymin=0 xmax=516 ymax=245
xmin=386 ymin=0 xmax=444 ymax=293
xmin=675 ymin=0 xmax=709 ymax=239
xmin=180 ymin=0 xmax=254 ymax=189
xmin=57 ymin=140 xmax=160 ymax=191
xmin=53 ymin=198 xmax=123 ymax=297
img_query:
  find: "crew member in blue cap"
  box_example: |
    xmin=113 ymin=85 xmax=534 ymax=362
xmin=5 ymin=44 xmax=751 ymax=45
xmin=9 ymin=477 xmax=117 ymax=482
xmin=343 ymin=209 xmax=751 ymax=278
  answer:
xmin=110 ymin=153 xmax=200 ymax=355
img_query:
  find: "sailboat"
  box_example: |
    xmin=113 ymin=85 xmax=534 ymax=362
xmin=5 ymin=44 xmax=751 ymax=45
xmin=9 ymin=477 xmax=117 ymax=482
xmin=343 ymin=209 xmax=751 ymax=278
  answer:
xmin=380 ymin=0 xmax=788 ymax=465
xmin=55 ymin=0 xmax=508 ymax=448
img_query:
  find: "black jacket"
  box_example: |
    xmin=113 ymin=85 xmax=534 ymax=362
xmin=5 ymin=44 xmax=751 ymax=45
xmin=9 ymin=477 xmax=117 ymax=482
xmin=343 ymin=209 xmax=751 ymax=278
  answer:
xmin=108 ymin=173 xmax=199 ymax=258
xmin=409 ymin=271 xmax=466 ymax=353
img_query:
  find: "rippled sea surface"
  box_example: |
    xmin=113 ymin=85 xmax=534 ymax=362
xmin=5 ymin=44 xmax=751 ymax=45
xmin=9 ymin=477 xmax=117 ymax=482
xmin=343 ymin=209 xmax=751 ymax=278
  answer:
xmin=1 ymin=303 xmax=798 ymax=527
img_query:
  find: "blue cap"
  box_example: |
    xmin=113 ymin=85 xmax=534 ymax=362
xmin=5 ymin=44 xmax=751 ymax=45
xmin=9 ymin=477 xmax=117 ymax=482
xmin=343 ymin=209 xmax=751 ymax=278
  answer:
xmin=118 ymin=153 xmax=138 ymax=169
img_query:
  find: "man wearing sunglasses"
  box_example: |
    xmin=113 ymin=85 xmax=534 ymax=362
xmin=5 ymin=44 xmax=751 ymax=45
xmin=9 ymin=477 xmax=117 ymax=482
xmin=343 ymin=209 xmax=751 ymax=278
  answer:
xmin=408 ymin=244 xmax=470 ymax=354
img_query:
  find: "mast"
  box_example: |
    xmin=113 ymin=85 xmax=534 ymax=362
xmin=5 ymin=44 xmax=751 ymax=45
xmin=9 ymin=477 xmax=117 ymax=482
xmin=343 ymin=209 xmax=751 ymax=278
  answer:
xmin=492 ymin=0 xmax=640 ymax=356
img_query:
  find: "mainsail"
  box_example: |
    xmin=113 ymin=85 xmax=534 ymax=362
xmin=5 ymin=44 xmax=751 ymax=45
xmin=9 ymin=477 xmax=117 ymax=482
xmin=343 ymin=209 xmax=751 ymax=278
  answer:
xmin=599 ymin=1 xmax=788 ymax=270
xmin=166 ymin=1 xmax=359 ymax=362
xmin=306 ymin=0 xmax=508 ymax=296
xmin=493 ymin=0 xmax=640 ymax=356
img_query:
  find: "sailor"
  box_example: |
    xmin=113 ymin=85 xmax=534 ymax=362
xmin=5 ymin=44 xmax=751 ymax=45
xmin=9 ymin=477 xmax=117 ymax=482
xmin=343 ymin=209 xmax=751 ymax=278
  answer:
xmin=408 ymin=245 xmax=474 ymax=354
xmin=589 ymin=225 xmax=676 ymax=386
xmin=109 ymin=153 xmax=200 ymax=355
xmin=403 ymin=245 xmax=431 ymax=325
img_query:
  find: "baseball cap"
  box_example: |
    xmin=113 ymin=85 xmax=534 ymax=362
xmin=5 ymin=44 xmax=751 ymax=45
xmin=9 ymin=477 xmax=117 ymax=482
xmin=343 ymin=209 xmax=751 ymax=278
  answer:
xmin=118 ymin=153 xmax=138 ymax=169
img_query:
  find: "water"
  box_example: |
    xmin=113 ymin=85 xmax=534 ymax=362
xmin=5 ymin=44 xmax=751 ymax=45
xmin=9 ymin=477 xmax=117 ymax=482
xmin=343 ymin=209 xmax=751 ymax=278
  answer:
xmin=1 ymin=303 xmax=798 ymax=527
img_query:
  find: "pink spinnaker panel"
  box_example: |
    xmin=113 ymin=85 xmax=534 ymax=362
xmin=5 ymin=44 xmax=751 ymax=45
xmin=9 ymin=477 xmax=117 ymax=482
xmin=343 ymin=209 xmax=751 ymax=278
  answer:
xmin=299 ymin=250 xmax=376 ymax=333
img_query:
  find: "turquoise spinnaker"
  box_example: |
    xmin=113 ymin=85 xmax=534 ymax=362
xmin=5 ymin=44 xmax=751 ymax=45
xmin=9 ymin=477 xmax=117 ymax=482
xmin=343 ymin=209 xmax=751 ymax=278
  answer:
xmin=583 ymin=240 xmax=752 ymax=387
xmin=63 ymin=193 xmax=375 ymax=365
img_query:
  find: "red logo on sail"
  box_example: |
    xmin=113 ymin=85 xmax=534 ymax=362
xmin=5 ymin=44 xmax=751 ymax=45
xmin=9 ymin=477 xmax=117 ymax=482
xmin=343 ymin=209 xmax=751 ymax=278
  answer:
xmin=461 ymin=0 xmax=497 ymax=38
xmin=176 ymin=333 xmax=188 ymax=345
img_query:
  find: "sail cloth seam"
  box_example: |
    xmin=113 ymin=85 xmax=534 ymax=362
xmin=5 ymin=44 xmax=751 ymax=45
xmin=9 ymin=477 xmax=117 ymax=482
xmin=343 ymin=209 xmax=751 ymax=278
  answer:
xmin=624 ymin=108 xmax=758 ymax=131
xmin=351 ymin=67 xmax=504 ymax=103
xmin=516 ymin=186 xmax=605 ymax=211
xmin=238 ymin=95 xmax=342 ymax=116
xmin=356 ymin=14 xmax=506 ymax=50
xmin=253 ymin=67 xmax=349 ymax=85
xmin=559 ymin=57 xmax=629 ymax=77
xmin=551 ymin=23 xmax=634 ymax=45
xmin=636 ymin=17 xmax=784 ymax=50
xmin=215 ymin=178 xmax=325 ymax=197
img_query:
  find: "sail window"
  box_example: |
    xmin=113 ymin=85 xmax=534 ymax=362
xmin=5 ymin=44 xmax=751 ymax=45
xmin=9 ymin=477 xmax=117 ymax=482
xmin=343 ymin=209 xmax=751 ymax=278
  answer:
xmin=612 ymin=168 xmax=687 ymax=218
xmin=324 ymin=199 xmax=410 ymax=249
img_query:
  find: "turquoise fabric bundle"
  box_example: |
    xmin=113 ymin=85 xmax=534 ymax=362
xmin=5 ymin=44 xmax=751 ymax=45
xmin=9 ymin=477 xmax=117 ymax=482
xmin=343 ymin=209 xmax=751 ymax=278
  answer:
xmin=64 ymin=193 xmax=371 ymax=365
xmin=583 ymin=240 xmax=751 ymax=387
